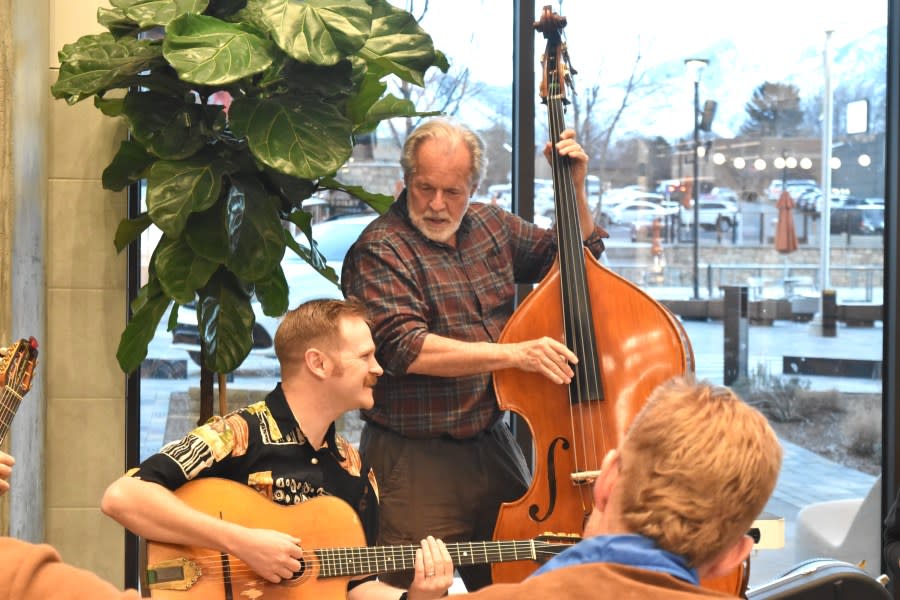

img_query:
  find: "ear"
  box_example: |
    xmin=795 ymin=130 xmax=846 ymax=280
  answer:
xmin=305 ymin=348 xmax=328 ymax=380
xmin=700 ymin=534 xmax=754 ymax=580
xmin=592 ymin=449 xmax=620 ymax=512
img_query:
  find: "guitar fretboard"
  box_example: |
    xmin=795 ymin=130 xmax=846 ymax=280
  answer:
xmin=316 ymin=540 xmax=550 ymax=578
xmin=0 ymin=389 xmax=22 ymax=443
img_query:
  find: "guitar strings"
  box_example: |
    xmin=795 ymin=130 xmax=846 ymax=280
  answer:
xmin=545 ymin=38 xmax=607 ymax=504
xmin=149 ymin=542 xmax=568 ymax=583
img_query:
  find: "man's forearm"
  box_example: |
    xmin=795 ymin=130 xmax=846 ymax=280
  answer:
xmin=406 ymin=334 xmax=512 ymax=378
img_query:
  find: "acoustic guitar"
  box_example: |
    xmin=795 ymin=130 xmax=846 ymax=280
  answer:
xmin=144 ymin=477 xmax=577 ymax=599
xmin=0 ymin=337 xmax=39 ymax=444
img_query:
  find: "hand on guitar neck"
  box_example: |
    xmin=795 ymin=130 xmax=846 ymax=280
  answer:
xmin=0 ymin=450 xmax=13 ymax=496
xmin=0 ymin=336 xmax=38 ymax=496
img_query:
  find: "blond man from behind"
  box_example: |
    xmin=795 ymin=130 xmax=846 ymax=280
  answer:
xmin=460 ymin=377 xmax=783 ymax=599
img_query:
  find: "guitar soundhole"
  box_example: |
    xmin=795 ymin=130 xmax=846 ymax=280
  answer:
xmin=289 ymin=557 xmax=307 ymax=581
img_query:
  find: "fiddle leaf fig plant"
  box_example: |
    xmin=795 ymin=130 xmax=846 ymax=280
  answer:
xmin=52 ymin=0 xmax=447 ymax=375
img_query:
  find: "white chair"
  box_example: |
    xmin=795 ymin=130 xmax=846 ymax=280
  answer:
xmin=794 ymin=476 xmax=882 ymax=577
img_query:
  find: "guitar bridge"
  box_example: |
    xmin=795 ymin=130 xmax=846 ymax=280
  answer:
xmin=147 ymin=557 xmax=202 ymax=591
xmin=570 ymin=469 xmax=602 ymax=485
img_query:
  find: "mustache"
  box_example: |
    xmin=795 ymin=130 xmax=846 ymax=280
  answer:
xmin=364 ymin=374 xmax=380 ymax=387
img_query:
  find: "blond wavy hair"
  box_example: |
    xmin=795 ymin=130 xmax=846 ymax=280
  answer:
xmin=274 ymin=298 xmax=369 ymax=369
xmin=400 ymin=118 xmax=486 ymax=190
xmin=617 ymin=377 xmax=782 ymax=568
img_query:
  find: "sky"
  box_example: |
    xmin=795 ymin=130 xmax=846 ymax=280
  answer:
xmin=398 ymin=1 xmax=888 ymax=140
xmin=410 ymin=1 xmax=887 ymax=85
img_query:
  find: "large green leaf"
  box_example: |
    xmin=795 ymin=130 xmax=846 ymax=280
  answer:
xmin=344 ymin=70 xmax=386 ymax=125
xmin=113 ymin=0 xmax=210 ymax=28
xmin=352 ymin=93 xmax=440 ymax=134
xmin=261 ymin=167 xmax=317 ymax=212
xmin=252 ymin=0 xmax=371 ymax=65
xmin=123 ymin=91 xmax=212 ymax=159
xmin=94 ymin=95 xmax=125 ymax=117
xmin=154 ymin=235 xmax=220 ymax=303
xmin=185 ymin=202 xmax=229 ymax=263
xmin=103 ymin=139 xmax=155 ymax=191
xmin=52 ymin=33 xmax=162 ymax=104
xmin=229 ymin=96 xmax=353 ymax=179
xmin=197 ymin=270 xmax=255 ymax=373
xmin=355 ymin=0 xmax=443 ymax=86
xmin=318 ymin=176 xmax=392 ymax=214
xmin=281 ymin=59 xmax=354 ymax=98
xmin=164 ymin=14 xmax=276 ymax=85
xmin=114 ymin=213 xmax=154 ymax=254
xmin=97 ymin=7 xmax=141 ymax=38
xmin=223 ymin=177 xmax=287 ymax=281
xmin=254 ymin=263 xmax=290 ymax=317
xmin=147 ymin=157 xmax=226 ymax=237
xmin=281 ymin=217 xmax=336 ymax=283
xmin=117 ymin=277 xmax=172 ymax=374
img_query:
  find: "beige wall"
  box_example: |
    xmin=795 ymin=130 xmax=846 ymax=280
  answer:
xmin=44 ymin=0 xmax=129 ymax=587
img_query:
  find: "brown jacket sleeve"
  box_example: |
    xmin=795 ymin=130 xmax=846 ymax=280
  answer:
xmin=0 ymin=537 xmax=140 ymax=600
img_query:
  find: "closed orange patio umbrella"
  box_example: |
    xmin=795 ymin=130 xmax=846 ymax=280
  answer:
xmin=775 ymin=190 xmax=799 ymax=254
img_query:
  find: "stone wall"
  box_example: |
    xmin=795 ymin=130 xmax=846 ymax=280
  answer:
xmin=338 ymin=160 xmax=402 ymax=197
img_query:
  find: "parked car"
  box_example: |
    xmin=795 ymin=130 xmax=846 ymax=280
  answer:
xmin=605 ymin=198 xmax=674 ymax=225
xmin=679 ymin=199 xmax=739 ymax=230
xmin=830 ymin=206 xmax=884 ymax=235
xmin=596 ymin=187 xmax=652 ymax=211
xmin=172 ymin=212 xmax=378 ymax=365
xmin=596 ymin=192 xmax=672 ymax=223
xmin=702 ymin=186 xmax=739 ymax=204
xmin=766 ymin=178 xmax=817 ymax=201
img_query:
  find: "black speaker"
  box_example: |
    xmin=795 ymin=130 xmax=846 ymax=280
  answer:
xmin=699 ymin=99 xmax=717 ymax=131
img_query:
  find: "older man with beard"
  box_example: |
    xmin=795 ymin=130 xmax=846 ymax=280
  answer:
xmin=341 ymin=118 xmax=607 ymax=591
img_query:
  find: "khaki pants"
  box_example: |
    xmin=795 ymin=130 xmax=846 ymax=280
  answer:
xmin=360 ymin=420 xmax=531 ymax=591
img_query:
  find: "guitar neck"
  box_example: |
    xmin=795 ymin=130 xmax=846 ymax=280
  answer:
xmin=316 ymin=540 xmax=546 ymax=579
xmin=0 ymin=388 xmax=23 ymax=444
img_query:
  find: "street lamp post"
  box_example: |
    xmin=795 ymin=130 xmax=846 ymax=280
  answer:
xmin=685 ymin=58 xmax=709 ymax=299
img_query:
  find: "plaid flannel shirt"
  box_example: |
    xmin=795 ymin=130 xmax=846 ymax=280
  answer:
xmin=341 ymin=192 xmax=606 ymax=439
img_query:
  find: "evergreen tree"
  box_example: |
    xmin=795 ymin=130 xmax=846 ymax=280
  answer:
xmin=740 ymin=82 xmax=807 ymax=137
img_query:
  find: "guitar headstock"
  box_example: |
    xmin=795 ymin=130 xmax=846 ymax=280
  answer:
xmin=0 ymin=337 xmax=39 ymax=399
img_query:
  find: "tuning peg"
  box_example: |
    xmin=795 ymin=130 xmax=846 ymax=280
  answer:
xmin=0 ymin=347 xmax=7 ymax=357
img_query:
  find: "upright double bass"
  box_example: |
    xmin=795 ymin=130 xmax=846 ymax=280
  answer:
xmin=489 ymin=5 xmax=740 ymax=593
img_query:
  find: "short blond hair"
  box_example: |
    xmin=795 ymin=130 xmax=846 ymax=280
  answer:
xmin=617 ymin=377 xmax=782 ymax=567
xmin=273 ymin=298 xmax=369 ymax=369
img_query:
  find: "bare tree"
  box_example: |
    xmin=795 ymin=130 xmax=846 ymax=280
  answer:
xmin=383 ymin=1 xmax=484 ymax=148
xmin=566 ymin=39 xmax=660 ymax=184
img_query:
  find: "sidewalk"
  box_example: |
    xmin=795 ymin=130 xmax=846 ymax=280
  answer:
xmin=677 ymin=316 xmax=881 ymax=587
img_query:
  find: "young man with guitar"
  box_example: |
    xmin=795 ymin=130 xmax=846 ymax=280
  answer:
xmin=456 ymin=378 xmax=783 ymax=599
xmin=102 ymin=298 xmax=455 ymax=600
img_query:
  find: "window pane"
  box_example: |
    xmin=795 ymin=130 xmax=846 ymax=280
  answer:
xmin=134 ymin=0 xmax=888 ymax=592
xmin=541 ymin=2 xmax=886 ymax=589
